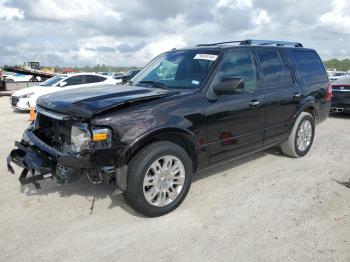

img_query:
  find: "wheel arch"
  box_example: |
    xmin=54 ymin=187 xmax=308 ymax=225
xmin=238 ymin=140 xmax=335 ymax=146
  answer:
xmin=124 ymin=127 xmax=199 ymax=172
xmin=289 ymin=101 xmax=318 ymax=134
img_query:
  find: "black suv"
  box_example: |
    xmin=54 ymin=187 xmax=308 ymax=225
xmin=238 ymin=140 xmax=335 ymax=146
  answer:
xmin=8 ymin=40 xmax=331 ymax=216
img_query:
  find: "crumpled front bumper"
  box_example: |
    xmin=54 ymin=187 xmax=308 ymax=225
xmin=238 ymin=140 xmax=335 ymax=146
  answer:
xmin=7 ymin=124 xmax=127 ymax=189
xmin=7 ymin=140 xmax=55 ymax=188
xmin=7 ymin=129 xmax=97 ymax=188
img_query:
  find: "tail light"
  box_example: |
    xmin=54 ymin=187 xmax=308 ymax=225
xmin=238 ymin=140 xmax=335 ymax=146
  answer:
xmin=325 ymin=82 xmax=332 ymax=102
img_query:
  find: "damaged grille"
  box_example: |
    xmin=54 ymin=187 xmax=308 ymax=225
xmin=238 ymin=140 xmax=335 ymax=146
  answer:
xmin=33 ymin=111 xmax=73 ymax=153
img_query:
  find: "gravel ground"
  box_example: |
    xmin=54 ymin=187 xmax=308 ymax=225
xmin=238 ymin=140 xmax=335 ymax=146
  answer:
xmin=0 ymin=96 xmax=349 ymax=262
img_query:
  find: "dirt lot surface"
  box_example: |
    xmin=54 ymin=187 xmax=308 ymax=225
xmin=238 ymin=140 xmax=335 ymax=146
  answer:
xmin=0 ymin=96 xmax=349 ymax=262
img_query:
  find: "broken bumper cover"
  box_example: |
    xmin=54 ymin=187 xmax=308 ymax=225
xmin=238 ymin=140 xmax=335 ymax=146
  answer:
xmin=7 ymin=129 xmax=123 ymax=187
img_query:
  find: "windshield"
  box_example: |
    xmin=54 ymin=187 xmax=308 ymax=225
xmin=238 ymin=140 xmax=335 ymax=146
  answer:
xmin=39 ymin=75 xmax=65 ymax=87
xmin=131 ymin=50 xmax=220 ymax=89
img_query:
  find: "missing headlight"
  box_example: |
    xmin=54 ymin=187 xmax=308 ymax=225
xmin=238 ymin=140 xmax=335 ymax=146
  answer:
xmin=70 ymin=124 xmax=112 ymax=153
xmin=71 ymin=124 xmax=91 ymax=153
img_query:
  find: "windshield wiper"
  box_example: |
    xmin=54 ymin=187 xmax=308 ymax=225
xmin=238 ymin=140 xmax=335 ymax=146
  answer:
xmin=138 ymin=80 xmax=168 ymax=90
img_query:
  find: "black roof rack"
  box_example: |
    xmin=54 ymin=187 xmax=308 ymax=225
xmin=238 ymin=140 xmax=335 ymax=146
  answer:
xmin=196 ymin=41 xmax=242 ymax=47
xmin=197 ymin=39 xmax=303 ymax=48
xmin=240 ymin=39 xmax=303 ymax=47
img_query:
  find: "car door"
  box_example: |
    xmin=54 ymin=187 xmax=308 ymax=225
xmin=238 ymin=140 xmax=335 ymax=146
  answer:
xmin=205 ymin=49 xmax=265 ymax=163
xmin=254 ymin=49 xmax=301 ymax=145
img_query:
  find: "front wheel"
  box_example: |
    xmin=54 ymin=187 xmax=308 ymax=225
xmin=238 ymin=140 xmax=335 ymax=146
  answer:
xmin=280 ymin=112 xmax=315 ymax=158
xmin=125 ymin=141 xmax=193 ymax=217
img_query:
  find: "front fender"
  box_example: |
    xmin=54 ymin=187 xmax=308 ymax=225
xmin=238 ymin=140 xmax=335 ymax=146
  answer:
xmin=121 ymin=127 xmax=197 ymax=165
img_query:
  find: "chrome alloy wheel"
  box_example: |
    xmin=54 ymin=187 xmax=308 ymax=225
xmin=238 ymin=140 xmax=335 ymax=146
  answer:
xmin=296 ymin=119 xmax=313 ymax=152
xmin=143 ymin=155 xmax=186 ymax=207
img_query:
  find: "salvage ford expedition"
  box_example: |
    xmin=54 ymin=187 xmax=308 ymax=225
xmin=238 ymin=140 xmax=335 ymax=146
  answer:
xmin=7 ymin=39 xmax=331 ymax=216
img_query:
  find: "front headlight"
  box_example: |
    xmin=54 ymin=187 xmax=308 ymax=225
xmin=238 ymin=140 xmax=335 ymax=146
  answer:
xmin=21 ymin=93 xmax=34 ymax=99
xmin=70 ymin=124 xmax=112 ymax=153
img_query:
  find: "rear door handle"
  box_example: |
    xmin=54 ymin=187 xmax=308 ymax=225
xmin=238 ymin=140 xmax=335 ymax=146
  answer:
xmin=293 ymin=92 xmax=301 ymax=99
xmin=249 ymin=100 xmax=260 ymax=107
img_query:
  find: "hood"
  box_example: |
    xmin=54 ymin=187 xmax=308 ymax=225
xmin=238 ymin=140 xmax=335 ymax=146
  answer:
xmin=37 ymin=84 xmax=179 ymax=118
xmin=12 ymin=85 xmax=43 ymax=97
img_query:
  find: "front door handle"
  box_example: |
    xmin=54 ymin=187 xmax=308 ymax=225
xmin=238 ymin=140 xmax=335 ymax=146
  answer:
xmin=249 ymin=100 xmax=260 ymax=107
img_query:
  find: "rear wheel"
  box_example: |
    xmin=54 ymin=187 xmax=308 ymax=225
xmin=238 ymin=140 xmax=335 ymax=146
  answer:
xmin=125 ymin=141 xmax=193 ymax=217
xmin=280 ymin=112 xmax=315 ymax=158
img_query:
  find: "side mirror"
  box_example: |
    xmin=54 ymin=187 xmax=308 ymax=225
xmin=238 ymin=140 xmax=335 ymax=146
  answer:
xmin=212 ymin=78 xmax=244 ymax=96
xmin=59 ymin=81 xmax=67 ymax=87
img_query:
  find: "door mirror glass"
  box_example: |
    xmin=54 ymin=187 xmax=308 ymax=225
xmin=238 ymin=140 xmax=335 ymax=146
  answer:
xmin=59 ymin=81 xmax=67 ymax=87
xmin=212 ymin=78 xmax=244 ymax=96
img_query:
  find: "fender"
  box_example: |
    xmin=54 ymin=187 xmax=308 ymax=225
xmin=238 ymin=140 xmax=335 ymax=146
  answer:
xmin=120 ymin=126 xmax=198 ymax=166
xmin=289 ymin=98 xmax=318 ymax=134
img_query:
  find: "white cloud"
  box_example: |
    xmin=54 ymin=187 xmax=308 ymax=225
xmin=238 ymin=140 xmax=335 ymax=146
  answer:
xmin=0 ymin=4 xmax=23 ymax=20
xmin=252 ymin=9 xmax=271 ymax=25
xmin=320 ymin=0 xmax=350 ymax=34
xmin=218 ymin=0 xmax=252 ymax=9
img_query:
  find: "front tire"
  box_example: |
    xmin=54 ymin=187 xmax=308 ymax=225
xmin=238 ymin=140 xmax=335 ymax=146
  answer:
xmin=125 ymin=141 xmax=193 ymax=217
xmin=280 ymin=112 xmax=315 ymax=158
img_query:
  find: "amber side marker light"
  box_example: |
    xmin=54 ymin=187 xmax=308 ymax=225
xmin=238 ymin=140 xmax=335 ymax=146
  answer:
xmin=92 ymin=133 xmax=108 ymax=141
xmin=28 ymin=107 xmax=36 ymax=121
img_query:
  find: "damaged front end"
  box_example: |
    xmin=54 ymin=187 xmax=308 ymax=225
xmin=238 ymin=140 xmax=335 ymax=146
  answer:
xmin=7 ymin=106 xmax=127 ymax=191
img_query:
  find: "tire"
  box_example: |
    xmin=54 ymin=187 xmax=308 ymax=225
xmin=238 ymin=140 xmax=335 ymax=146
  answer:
xmin=125 ymin=141 xmax=193 ymax=217
xmin=280 ymin=112 xmax=315 ymax=158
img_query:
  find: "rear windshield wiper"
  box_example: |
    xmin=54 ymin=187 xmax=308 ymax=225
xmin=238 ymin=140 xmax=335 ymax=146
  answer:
xmin=138 ymin=80 xmax=168 ymax=90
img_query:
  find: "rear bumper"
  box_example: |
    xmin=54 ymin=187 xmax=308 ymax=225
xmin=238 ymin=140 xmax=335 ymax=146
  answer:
xmin=331 ymin=101 xmax=350 ymax=113
xmin=331 ymin=91 xmax=350 ymax=112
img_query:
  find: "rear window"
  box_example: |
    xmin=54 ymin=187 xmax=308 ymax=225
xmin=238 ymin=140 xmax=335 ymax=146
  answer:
xmin=291 ymin=51 xmax=328 ymax=84
xmin=85 ymin=75 xmax=106 ymax=83
xmin=257 ymin=50 xmax=292 ymax=87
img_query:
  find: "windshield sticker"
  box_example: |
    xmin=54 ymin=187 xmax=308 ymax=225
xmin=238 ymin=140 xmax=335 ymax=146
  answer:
xmin=194 ymin=54 xmax=218 ymax=61
xmin=192 ymin=80 xmax=200 ymax=85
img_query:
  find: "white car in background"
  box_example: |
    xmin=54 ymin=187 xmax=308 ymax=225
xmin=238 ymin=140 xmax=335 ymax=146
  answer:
xmin=10 ymin=73 xmax=120 ymax=111
xmin=4 ymin=73 xmax=40 ymax=82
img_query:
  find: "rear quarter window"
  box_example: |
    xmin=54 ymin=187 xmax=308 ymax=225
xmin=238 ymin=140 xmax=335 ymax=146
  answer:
xmin=85 ymin=75 xmax=106 ymax=83
xmin=291 ymin=51 xmax=328 ymax=84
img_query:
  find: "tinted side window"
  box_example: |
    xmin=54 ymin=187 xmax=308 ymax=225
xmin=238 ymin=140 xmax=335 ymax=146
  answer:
xmin=65 ymin=76 xmax=84 ymax=86
xmin=85 ymin=75 xmax=106 ymax=83
xmin=216 ymin=50 xmax=257 ymax=91
xmin=291 ymin=51 xmax=328 ymax=84
xmin=257 ymin=50 xmax=285 ymax=86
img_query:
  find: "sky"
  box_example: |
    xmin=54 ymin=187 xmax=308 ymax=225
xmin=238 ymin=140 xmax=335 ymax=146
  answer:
xmin=0 ymin=0 xmax=349 ymax=67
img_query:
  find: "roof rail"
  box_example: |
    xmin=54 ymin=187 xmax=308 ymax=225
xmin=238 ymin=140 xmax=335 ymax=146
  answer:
xmin=240 ymin=39 xmax=303 ymax=47
xmin=196 ymin=39 xmax=303 ymax=48
xmin=196 ymin=41 xmax=242 ymax=47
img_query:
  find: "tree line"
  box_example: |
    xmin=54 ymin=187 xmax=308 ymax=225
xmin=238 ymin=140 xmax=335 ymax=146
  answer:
xmin=324 ymin=59 xmax=350 ymax=71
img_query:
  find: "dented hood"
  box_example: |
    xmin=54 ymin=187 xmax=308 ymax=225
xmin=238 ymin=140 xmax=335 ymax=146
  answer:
xmin=36 ymin=84 xmax=179 ymax=118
